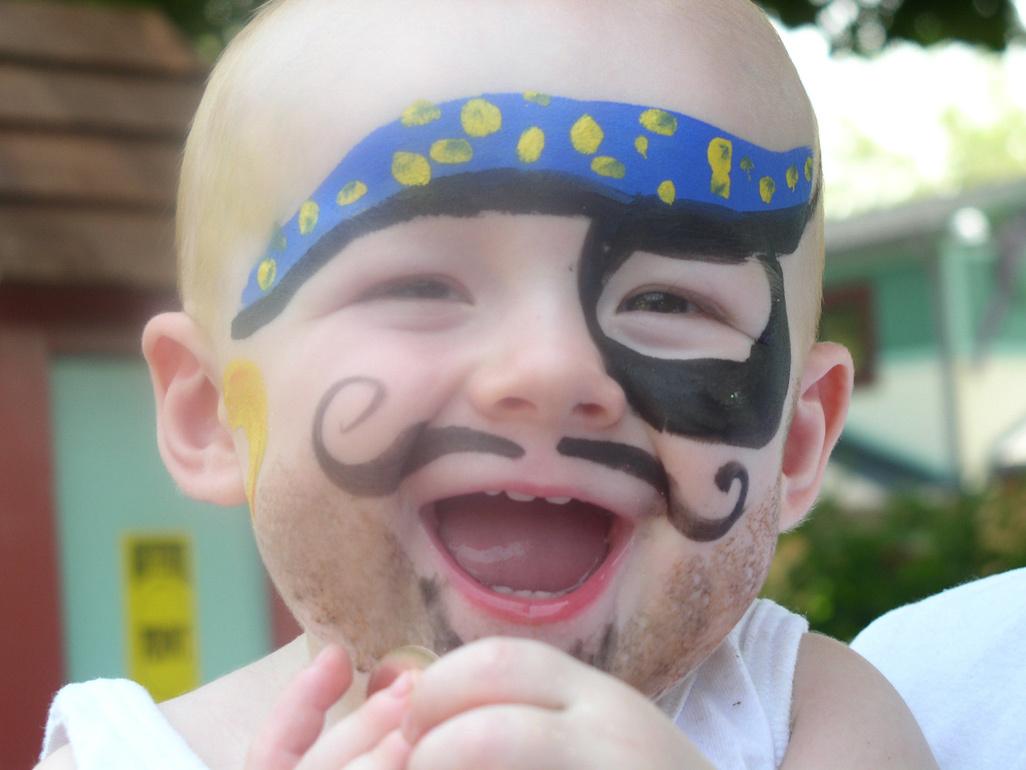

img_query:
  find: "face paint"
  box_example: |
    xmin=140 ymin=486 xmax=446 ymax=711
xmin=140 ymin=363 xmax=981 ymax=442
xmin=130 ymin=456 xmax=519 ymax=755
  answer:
xmin=223 ymin=359 xmax=268 ymax=511
xmin=313 ymin=377 xmax=524 ymax=496
xmin=232 ymin=92 xmax=814 ymax=338
xmin=582 ymin=237 xmax=792 ymax=450
xmin=557 ymin=436 xmax=750 ymax=542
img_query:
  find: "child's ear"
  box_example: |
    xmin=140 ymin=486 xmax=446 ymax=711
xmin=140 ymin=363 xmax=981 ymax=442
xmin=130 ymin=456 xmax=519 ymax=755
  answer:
xmin=778 ymin=341 xmax=854 ymax=530
xmin=142 ymin=312 xmax=248 ymax=507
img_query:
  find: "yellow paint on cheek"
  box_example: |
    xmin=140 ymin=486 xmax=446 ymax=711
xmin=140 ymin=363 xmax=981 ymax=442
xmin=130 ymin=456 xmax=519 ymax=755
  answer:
xmin=223 ymin=359 xmax=268 ymax=513
xmin=708 ymin=137 xmax=732 ymax=199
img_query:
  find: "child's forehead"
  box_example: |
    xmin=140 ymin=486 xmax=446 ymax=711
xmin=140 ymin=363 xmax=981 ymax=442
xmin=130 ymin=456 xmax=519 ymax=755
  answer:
xmin=248 ymin=0 xmax=814 ymax=180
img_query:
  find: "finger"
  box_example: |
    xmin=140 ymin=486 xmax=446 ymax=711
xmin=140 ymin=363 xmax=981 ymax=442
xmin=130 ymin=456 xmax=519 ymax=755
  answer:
xmin=403 ymin=638 xmax=588 ymax=744
xmin=343 ymin=729 xmax=413 ymax=770
xmin=246 ymin=645 xmax=354 ymax=770
xmin=300 ymin=670 xmax=418 ymax=769
xmin=366 ymin=645 xmax=439 ymax=698
xmin=407 ymin=704 xmax=575 ymax=770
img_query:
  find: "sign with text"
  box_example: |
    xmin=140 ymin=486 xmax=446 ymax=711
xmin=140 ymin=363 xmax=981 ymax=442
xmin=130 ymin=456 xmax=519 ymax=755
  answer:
xmin=122 ymin=533 xmax=199 ymax=701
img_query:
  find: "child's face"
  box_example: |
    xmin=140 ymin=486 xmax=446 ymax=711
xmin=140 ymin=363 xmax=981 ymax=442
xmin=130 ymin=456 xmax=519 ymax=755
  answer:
xmin=213 ymin=0 xmax=821 ymax=697
xmin=232 ymin=208 xmax=802 ymax=695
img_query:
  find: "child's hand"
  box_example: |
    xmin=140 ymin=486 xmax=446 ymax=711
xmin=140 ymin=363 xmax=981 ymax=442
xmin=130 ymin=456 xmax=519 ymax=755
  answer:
xmin=401 ymin=637 xmax=716 ymax=770
xmin=245 ymin=645 xmax=414 ymax=770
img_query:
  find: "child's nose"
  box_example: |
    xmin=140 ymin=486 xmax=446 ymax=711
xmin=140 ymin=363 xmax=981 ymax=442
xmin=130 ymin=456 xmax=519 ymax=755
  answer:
xmin=466 ymin=304 xmax=626 ymax=429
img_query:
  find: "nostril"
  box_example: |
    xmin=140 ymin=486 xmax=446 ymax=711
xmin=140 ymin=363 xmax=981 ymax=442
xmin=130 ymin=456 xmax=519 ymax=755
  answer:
xmin=574 ymin=403 xmax=607 ymax=419
xmin=496 ymin=396 xmax=533 ymax=412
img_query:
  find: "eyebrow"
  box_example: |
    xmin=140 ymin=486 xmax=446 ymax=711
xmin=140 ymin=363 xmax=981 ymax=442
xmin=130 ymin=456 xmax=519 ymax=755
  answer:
xmin=231 ymin=92 xmax=816 ymax=339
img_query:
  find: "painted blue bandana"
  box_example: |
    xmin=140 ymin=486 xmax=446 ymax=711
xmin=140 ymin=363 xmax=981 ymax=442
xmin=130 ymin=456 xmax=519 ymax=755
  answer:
xmin=233 ymin=92 xmax=815 ymax=338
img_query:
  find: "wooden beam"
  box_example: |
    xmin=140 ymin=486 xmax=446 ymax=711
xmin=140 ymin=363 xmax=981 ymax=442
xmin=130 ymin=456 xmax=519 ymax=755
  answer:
xmin=0 ymin=204 xmax=176 ymax=288
xmin=0 ymin=131 xmax=180 ymax=209
xmin=0 ymin=63 xmax=202 ymax=140
xmin=0 ymin=1 xmax=201 ymax=77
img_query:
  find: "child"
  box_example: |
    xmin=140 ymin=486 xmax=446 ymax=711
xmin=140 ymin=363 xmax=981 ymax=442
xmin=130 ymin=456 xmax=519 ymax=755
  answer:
xmin=38 ymin=0 xmax=938 ymax=767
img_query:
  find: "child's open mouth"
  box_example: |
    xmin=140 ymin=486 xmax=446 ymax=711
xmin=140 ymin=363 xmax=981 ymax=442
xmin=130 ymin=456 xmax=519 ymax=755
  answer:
xmin=421 ymin=491 xmax=631 ymax=622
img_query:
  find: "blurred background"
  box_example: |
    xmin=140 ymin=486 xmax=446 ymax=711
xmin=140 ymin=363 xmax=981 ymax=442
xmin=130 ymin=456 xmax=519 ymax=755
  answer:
xmin=1 ymin=0 xmax=1025 ymax=766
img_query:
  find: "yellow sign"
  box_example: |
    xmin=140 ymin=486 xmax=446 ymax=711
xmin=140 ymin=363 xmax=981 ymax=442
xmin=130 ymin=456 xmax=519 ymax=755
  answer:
xmin=122 ymin=533 xmax=199 ymax=702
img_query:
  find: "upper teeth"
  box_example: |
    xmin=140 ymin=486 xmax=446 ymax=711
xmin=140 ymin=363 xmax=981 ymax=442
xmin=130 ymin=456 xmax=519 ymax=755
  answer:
xmin=484 ymin=491 xmax=573 ymax=504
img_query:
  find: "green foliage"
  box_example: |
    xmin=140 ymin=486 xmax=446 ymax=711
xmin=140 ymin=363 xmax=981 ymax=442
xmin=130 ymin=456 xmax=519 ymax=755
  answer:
xmin=59 ymin=0 xmax=1025 ymax=59
xmin=761 ymin=477 xmax=1026 ymax=642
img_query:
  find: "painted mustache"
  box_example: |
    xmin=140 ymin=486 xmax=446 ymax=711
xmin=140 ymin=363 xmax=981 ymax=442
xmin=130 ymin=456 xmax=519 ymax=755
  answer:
xmin=557 ymin=437 xmax=748 ymax=542
xmin=313 ymin=378 xmax=524 ymax=497
xmin=314 ymin=378 xmax=747 ymax=541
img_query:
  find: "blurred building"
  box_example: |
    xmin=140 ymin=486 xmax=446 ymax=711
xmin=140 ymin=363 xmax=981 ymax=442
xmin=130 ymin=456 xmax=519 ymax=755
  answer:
xmin=821 ymin=177 xmax=1026 ymax=504
xmin=0 ymin=4 xmax=293 ymax=767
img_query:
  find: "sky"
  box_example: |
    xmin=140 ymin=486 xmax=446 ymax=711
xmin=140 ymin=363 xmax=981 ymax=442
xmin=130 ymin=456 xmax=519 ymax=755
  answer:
xmin=776 ymin=9 xmax=1026 ymax=218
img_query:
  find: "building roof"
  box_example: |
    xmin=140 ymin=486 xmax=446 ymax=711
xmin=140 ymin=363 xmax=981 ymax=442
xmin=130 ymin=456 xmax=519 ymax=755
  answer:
xmin=825 ymin=176 xmax=1026 ymax=262
xmin=0 ymin=0 xmax=204 ymax=290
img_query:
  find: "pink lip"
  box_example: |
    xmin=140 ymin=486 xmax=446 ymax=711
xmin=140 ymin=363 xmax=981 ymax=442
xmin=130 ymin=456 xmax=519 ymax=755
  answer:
xmin=420 ymin=506 xmax=632 ymax=624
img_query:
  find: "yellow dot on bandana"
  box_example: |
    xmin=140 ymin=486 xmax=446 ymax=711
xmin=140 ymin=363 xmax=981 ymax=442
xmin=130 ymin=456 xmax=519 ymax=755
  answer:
xmin=760 ymin=176 xmax=776 ymax=204
xmin=571 ymin=114 xmax=603 ymax=155
xmin=257 ymin=258 xmax=276 ymax=291
xmin=639 ymin=108 xmax=677 ymax=136
xmin=299 ymin=201 xmax=319 ymax=235
xmin=708 ymin=137 xmax=732 ymax=199
xmin=804 ymin=156 xmax=814 ymax=182
xmin=523 ymin=91 xmax=551 ymax=106
xmin=336 ymin=181 xmax=368 ymax=206
xmin=401 ymin=100 xmax=442 ymax=127
xmin=657 ymin=180 xmax=676 ymax=204
xmin=461 ymin=98 xmax=501 ymax=137
xmin=517 ymin=127 xmax=545 ymax=164
xmin=591 ymin=156 xmax=625 ymax=179
xmin=430 ymin=138 xmax=473 ymax=164
xmin=635 ymin=135 xmax=649 ymax=158
xmin=392 ymin=151 xmax=431 ymax=186
xmin=786 ymin=165 xmax=799 ymax=191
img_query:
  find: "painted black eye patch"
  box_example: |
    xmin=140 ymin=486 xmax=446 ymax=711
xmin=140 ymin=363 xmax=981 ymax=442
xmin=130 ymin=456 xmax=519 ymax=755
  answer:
xmin=578 ymin=199 xmax=802 ymax=450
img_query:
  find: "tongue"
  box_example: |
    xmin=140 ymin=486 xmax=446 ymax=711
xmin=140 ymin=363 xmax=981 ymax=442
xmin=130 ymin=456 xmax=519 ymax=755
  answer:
xmin=435 ymin=493 xmax=611 ymax=593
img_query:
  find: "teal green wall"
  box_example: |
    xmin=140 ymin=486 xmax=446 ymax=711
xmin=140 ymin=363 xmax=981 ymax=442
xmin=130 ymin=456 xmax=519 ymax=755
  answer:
xmin=49 ymin=354 xmax=270 ymax=687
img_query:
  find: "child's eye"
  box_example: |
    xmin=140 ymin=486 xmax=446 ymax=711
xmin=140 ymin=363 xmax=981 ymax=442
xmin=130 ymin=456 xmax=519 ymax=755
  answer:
xmin=617 ymin=290 xmax=698 ymax=315
xmin=359 ymin=276 xmax=468 ymax=303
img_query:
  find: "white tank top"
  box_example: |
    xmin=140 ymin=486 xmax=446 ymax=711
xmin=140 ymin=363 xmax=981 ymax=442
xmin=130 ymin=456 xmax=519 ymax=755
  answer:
xmin=659 ymin=599 xmax=808 ymax=769
xmin=42 ymin=599 xmax=806 ymax=769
